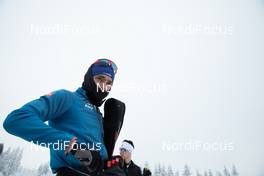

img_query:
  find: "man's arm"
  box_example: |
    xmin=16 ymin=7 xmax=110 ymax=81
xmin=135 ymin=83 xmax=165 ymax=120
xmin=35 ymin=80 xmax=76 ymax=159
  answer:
xmin=3 ymin=90 xmax=75 ymax=148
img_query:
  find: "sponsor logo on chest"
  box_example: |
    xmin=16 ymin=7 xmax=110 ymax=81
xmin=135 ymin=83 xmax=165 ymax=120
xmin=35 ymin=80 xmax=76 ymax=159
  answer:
xmin=85 ymin=102 xmax=95 ymax=111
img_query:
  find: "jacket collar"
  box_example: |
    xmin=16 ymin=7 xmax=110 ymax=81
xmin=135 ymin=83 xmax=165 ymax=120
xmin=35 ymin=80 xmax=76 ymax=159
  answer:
xmin=76 ymin=87 xmax=89 ymax=100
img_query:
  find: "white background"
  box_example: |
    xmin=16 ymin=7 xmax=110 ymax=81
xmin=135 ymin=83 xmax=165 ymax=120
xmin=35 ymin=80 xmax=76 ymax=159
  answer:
xmin=1 ymin=0 xmax=264 ymax=175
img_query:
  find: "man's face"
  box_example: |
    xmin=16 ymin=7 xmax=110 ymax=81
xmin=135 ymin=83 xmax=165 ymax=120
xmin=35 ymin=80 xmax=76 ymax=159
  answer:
xmin=93 ymin=74 xmax=113 ymax=92
xmin=119 ymin=148 xmax=131 ymax=160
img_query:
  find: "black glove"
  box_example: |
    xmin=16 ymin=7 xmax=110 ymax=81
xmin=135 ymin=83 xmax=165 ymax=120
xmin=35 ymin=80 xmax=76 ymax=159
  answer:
xmin=99 ymin=156 xmax=125 ymax=176
xmin=104 ymin=155 xmax=124 ymax=169
xmin=73 ymin=149 xmax=103 ymax=173
xmin=65 ymin=137 xmax=103 ymax=174
xmin=143 ymin=168 xmax=152 ymax=176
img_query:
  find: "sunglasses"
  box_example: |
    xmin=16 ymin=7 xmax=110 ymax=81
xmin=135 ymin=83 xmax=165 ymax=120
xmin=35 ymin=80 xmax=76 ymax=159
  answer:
xmin=94 ymin=59 xmax=118 ymax=74
xmin=119 ymin=148 xmax=128 ymax=152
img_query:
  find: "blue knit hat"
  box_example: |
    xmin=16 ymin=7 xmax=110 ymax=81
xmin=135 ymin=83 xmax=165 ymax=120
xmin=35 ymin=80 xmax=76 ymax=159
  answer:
xmin=91 ymin=63 xmax=115 ymax=81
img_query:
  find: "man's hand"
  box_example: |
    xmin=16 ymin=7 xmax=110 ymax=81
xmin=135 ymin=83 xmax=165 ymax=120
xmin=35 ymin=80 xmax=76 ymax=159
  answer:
xmin=99 ymin=156 xmax=126 ymax=176
xmin=74 ymin=149 xmax=103 ymax=173
xmin=104 ymin=155 xmax=124 ymax=169
xmin=65 ymin=137 xmax=103 ymax=173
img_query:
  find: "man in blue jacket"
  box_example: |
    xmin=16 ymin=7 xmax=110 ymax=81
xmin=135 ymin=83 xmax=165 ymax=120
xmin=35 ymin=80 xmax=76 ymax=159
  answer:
xmin=3 ymin=59 xmax=124 ymax=176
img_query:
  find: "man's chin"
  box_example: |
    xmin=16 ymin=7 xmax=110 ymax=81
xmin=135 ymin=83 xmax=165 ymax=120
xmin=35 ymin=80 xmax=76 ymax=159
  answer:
xmin=119 ymin=155 xmax=125 ymax=160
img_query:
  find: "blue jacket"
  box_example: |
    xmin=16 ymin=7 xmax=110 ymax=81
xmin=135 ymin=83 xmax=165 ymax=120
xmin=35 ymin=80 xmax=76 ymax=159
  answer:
xmin=3 ymin=88 xmax=108 ymax=173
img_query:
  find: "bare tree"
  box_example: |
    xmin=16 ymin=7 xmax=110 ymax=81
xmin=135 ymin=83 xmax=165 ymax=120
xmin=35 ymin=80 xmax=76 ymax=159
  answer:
xmin=182 ymin=164 xmax=192 ymax=176
xmin=37 ymin=162 xmax=51 ymax=176
xmin=0 ymin=147 xmax=23 ymax=176
xmin=231 ymin=165 xmax=238 ymax=176
xmin=208 ymin=170 xmax=213 ymax=176
xmin=161 ymin=165 xmax=167 ymax=176
xmin=196 ymin=169 xmax=202 ymax=176
xmin=0 ymin=144 xmax=3 ymax=155
xmin=154 ymin=164 xmax=162 ymax=176
xmin=223 ymin=166 xmax=231 ymax=176
xmin=204 ymin=171 xmax=208 ymax=176
xmin=174 ymin=171 xmax=180 ymax=176
xmin=167 ymin=166 xmax=174 ymax=176
xmin=215 ymin=171 xmax=223 ymax=176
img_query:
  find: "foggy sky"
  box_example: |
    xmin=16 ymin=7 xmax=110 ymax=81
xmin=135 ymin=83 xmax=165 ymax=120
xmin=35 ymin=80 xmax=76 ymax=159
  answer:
xmin=1 ymin=0 xmax=264 ymax=175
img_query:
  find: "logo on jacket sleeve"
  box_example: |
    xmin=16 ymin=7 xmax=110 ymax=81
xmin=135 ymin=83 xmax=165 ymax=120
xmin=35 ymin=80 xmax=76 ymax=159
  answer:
xmin=85 ymin=103 xmax=94 ymax=110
